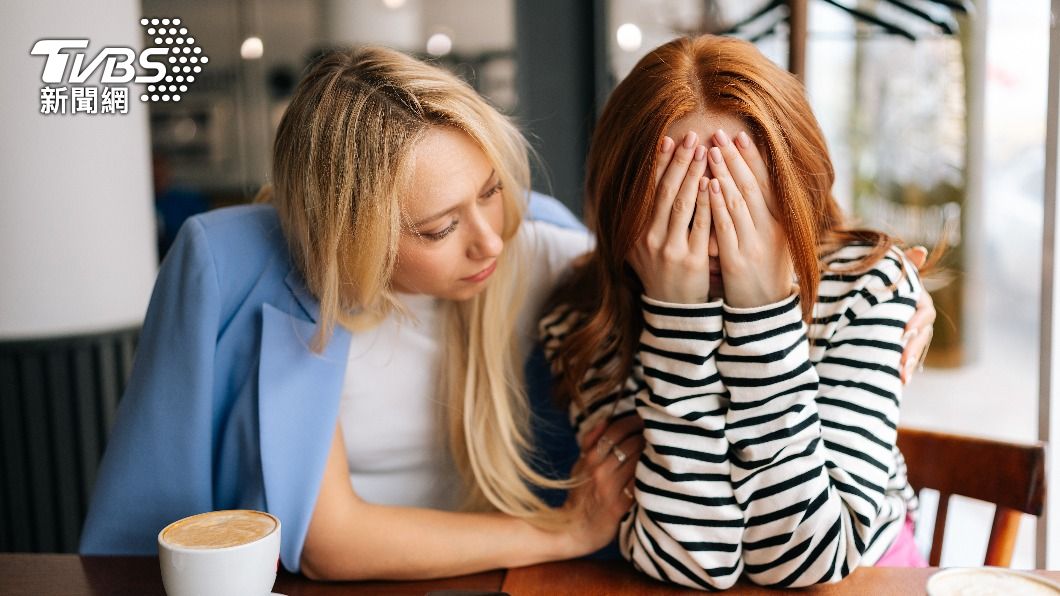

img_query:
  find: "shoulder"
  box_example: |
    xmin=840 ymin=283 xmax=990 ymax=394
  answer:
xmin=177 ymin=204 xmax=287 ymax=272
xmin=515 ymin=220 xmax=593 ymax=308
xmin=526 ymin=191 xmax=586 ymax=231
xmin=819 ymin=243 xmax=921 ymax=304
xmin=167 ymin=204 xmax=293 ymax=309
xmin=522 ymin=190 xmax=592 ymax=270
xmin=540 ymin=301 xmax=585 ymax=336
xmin=813 ymin=244 xmax=920 ymax=333
xmin=538 ymin=301 xmax=587 ymax=360
xmin=186 ymin=204 xmax=284 ymax=255
xmin=518 ymin=219 xmax=593 ymax=260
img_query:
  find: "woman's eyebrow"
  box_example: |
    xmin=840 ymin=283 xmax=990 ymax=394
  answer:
xmin=411 ymin=203 xmax=459 ymax=228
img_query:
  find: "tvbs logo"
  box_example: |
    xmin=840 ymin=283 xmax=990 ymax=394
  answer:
xmin=31 ymin=39 xmax=168 ymax=84
xmin=31 ymin=17 xmax=207 ymax=114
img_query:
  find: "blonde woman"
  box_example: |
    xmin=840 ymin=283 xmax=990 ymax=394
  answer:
xmin=80 ymin=46 xmax=643 ymax=579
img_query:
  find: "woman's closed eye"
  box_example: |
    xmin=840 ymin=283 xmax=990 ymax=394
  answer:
xmin=480 ymin=181 xmax=503 ymax=201
xmin=423 ymin=219 xmax=459 ymax=241
xmin=419 ymin=181 xmax=501 ymax=241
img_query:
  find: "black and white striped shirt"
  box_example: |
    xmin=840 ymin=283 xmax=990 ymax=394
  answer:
xmin=540 ymin=244 xmax=921 ymax=590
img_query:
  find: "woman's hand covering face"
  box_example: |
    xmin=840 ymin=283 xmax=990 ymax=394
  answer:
xmin=705 ymin=129 xmax=795 ymax=308
xmin=628 ymin=131 xmax=716 ymax=304
xmin=631 ymin=122 xmax=935 ymax=379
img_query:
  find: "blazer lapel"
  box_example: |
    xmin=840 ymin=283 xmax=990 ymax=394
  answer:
xmin=258 ymin=272 xmax=351 ymax=571
xmin=283 ymin=269 xmax=321 ymax=323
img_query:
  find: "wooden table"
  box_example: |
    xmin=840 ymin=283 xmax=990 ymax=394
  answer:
xmin=3 ymin=554 xmax=1060 ymax=595
xmin=502 ymin=560 xmax=1060 ymax=594
xmin=0 ymin=554 xmax=504 ymax=595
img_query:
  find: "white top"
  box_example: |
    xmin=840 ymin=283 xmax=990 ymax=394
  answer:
xmin=338 ymin=220 xmax=593 ymax=509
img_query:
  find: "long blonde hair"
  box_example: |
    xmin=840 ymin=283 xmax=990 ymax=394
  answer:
xmin=261 ymin=46 xmax=566 ymax=523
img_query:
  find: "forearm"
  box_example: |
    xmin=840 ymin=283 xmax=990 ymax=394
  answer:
xmin=620 ymin=296 xmax=743 ymax=590
xmin=301 ymin=502 xmax=571 ymax=580
xmin=719 ymin=294 xmax=844 ymax=586
xmin=303 ymin=423 xmax=577 ymax=581
xmin=720 ymin=294 xmax=822 ymax=471
xmin=719 ymin=292 xmax=909 ymax=587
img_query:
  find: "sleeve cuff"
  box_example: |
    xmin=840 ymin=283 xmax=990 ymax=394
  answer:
xmin=641 ymin=295 xmax=724 ymax=334
xmin=722 ymin=290 xmax=802 ymax=334
xmin=642 ymin=294 xmax=724 ymax=310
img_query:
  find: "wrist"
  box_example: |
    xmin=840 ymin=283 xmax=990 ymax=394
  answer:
xmin=517 ymin=513 xmax=583 ymax=563
xmin=638 ymin=274 xmax=709 ymax=304
xmin=643 ymin=294 xmax=724 ymax=309
xmin=725 ymin=284 xmax=797 ymax=309
xmin=642 ymin=289 xmax=712 ymax=305
xmin=550 ymin=525 xmax=582 ymax=560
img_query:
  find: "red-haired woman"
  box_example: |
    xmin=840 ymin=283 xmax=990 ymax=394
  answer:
xmin=542 ymin=34 xmax=933 ymax=589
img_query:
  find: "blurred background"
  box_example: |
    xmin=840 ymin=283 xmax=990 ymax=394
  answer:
xmin=1 ymin=0 xmax=1057 ymax=572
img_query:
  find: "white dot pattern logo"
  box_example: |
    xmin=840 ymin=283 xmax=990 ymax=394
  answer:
xmin=140 ymin=17 xmax=206 ymax=103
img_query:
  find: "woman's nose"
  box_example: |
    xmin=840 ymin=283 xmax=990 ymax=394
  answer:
xmin=467 ymin=217 xmax=503 ymax=260
xmin=708 ymin=231 xmax=719 ymax=257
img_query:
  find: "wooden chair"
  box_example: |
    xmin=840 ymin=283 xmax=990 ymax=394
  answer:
xmin=896 ymin=427 xmax=1047 ymax=566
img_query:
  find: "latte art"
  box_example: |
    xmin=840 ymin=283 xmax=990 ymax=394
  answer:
xmin=161 ymin=510 xmax=277 ymax=549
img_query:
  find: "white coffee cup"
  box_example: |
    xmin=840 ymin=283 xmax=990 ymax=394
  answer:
xmin=158 ymin=509 xmax=281 ymax=596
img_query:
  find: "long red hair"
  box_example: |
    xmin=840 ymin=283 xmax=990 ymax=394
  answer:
xmin=548 ymin=34 xmax=899 ymax=409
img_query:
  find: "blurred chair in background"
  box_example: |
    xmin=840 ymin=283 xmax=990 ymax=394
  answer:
xmin=897 ymin=426 xmax=1046 ymax=566
xmin=0 ymin=329 xmax=138 ymax=553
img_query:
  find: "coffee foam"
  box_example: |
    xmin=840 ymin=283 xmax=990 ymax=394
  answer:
xmin=928 ymin=569 xmax=1060 ymax=596
xmin=162 ymin=510 xmax=277 ymax=549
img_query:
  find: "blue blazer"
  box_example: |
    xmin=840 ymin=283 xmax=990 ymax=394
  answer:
xmin=79 ymin=193 xmax=584 ymax=572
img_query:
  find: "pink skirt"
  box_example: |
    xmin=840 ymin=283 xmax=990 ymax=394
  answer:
xmin=875 ymin=516 xmax=928 ymax=567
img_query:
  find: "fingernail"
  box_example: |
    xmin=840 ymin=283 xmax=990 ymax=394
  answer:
xmin=901 ymin=328 xmax=919 ymax=344
xmin=699 ymin=177 xmax=709 ymax=192
xmin=693 ymin=145 xmax=706 ymax=161
xmin=715 ymin=129 xmax=730 ymax=146
xmin=683 ymin=131 xmax=697 ymax=148
xmin=709 ymin=146 xmax=723 ymax=164
xmin=660 ymin=136 xmax=674 ymax=153
xmin=710 ymin=178 xmax=721 ymax=194
xmin=737 ymin=131 xmax=751 ymax=148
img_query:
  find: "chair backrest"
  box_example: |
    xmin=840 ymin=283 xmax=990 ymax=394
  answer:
xmin=896 ymin=427 xmax=1046 ymax=567
xmin=0 ymin=327 xmax=139 ymax=553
